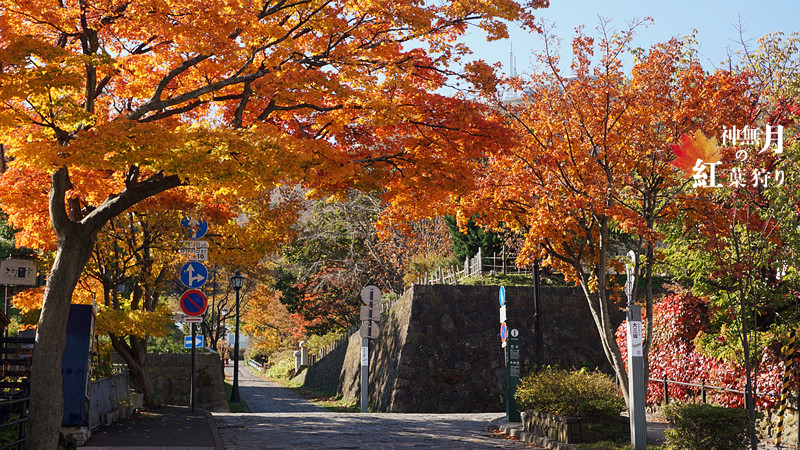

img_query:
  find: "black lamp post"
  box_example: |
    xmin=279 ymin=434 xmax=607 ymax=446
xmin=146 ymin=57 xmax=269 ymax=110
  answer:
xmin=230 ymin=270 xmax=245 ymax=403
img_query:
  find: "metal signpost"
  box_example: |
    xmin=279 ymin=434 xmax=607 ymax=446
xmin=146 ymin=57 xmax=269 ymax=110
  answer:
xmin=180 ymin=288 xmax=207 ymax=412
xmin=499 ymin=286 xmax=521 ymax=422
xmin=625 ymin=251 xmax=646 ymax=450
xmin=179 ymin=218 xmax=210 ymax=413
xmin=359 ymin=285 xmax=381 ymax=413
xmin=506 ymin=328 xmax=521 ymax=422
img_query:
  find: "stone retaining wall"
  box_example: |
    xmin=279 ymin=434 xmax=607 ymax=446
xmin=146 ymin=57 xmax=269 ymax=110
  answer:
xmin=301 ymin=284 xmax=622 ymax=413
xmin=148 ymin=353 xmax=228 ymax=412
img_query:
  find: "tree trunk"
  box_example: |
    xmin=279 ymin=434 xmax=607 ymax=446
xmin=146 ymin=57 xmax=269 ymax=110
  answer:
xmin=28 ymin=236 xmax=94 ymax=449
xmin=111 ymin=334 xmax=159 ymax=408
xmin=576 ymin=272 xmax=631 ymax=406
xmin=27 ymin=166 xmax=181 ymax=447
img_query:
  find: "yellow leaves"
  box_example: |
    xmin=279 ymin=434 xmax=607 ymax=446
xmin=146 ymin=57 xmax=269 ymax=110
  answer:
xmin=11 ymin=286 xmax=45 ymax=314
xmin=95 ymin=302 xmax=173 ymax=339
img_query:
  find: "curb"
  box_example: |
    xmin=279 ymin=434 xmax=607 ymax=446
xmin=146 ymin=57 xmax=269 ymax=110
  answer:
xmin=201 ymin=409 xmax=225 ymax=450
xmin=488 ymin=417 xmax=578 ymax=450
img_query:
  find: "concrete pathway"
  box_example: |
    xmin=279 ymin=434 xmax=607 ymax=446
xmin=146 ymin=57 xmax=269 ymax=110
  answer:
xmin=225 ymin=363 xmax=326 ymax=413
xmin=216 ymin=364 xmax=534 ymax=448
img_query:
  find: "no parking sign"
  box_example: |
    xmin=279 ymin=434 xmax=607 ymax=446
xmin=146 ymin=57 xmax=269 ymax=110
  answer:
xmin=180 ymin=289 xmax=208 ymax=317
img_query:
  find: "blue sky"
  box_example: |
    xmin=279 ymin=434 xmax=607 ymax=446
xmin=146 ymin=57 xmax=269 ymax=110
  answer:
xmin=462 ymin=0 xmax=800 ymax=75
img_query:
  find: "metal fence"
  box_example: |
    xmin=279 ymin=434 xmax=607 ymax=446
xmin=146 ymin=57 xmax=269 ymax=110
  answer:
xmin=649 ymin=376 xmax=795 ymax=407
xmin=88 ymin=372 xmax=132 ymax=430
xmin=0 ymin=337 xmax=34 ymax=449
xmin=0 ymin=393 xmax=29 ymax=450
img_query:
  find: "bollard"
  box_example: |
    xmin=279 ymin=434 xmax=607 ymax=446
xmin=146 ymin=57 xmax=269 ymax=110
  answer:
xmin=300 ymin=341 xmax=309 ymax=367
xmin=294 ymin=350 xmax=301 ymax=373
xmin=701 ymin=378 xmax=706 ymax=403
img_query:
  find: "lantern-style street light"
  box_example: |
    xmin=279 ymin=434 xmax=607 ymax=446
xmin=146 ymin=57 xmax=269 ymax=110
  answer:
xmin=229 ymin=270 xmax=245 ymax=403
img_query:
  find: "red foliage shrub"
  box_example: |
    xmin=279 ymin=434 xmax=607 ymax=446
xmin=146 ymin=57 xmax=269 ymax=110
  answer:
xmin=616 ymin=292 xmax=791 ymax=409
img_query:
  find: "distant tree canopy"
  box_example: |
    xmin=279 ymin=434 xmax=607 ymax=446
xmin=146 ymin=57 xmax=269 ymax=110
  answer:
xmin=444 ymin=215 xmax=505 ymax=262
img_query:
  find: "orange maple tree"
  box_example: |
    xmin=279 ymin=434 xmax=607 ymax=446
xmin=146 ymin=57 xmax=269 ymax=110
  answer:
xmin=424 ymin=24 xmax=754 ymax=404
xmin=0 ymin=0 xmax=547 ymax=443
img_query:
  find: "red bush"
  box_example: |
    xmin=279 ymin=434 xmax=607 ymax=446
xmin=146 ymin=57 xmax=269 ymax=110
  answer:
xmin=616 ymin=292 xmax=791 ymax=409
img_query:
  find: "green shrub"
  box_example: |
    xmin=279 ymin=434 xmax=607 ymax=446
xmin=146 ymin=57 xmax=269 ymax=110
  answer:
xmin=514 ymin=367 xmax=625 ymax=419
xmin=663 ymin=403 xmax=749 ymax=450
xmin=264 ymin=350 xmax=296 ymax=379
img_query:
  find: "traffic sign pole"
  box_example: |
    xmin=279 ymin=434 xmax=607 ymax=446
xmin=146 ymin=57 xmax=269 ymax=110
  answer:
xmin=191 ymin=322 xmax=197 ymax=413
xmin=359 ymin=285 xmax=381 ymax=413
xmin=361 ymin=290 xmax=374 ymax=413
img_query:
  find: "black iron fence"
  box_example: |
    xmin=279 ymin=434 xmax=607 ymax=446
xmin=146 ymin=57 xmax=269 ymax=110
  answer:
xmin=0 ymin=337 xmax=34 ymax=449
xmin=0 ymin=393 xmax=29 ymax=450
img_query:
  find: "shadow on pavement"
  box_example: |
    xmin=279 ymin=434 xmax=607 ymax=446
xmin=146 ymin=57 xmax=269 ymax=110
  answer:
xmin=80 ymin=406 xmax=216 ymax=448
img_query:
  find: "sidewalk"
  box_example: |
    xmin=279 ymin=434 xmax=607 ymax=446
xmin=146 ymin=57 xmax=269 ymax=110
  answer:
xmin=78 ymin=406 xmax=223 ymax=450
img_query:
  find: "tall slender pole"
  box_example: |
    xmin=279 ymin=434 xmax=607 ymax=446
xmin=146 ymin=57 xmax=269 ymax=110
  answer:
xmin=626 ymin=250 xmax=646 ymax=449
xmin=230 ymin=287 xmax=241 ymax=403
xmin=360 ymin=290 xmax=374 ymax=413
xmin=191 ymin=322 xmax=197 ymax=412
xmin=532 ymin=259 xmax=543 ymax=365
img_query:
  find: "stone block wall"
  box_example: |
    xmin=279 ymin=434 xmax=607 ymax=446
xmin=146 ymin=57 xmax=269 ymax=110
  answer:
xmin=301 ymin=284 xmax=623 ymax=413
xmin=148 ymin=353 xmax=228 ymax=412
xmin=382 ymin=285 xmax=623 ymax=412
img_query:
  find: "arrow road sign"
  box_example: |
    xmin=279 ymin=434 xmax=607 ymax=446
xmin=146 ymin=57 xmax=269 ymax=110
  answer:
xmin=180 ymin=261 xmax=208 ymax=288
xmin=184 ymin=335 xmax=204 ymax=349
xmin=180 ymin=289 xmax=208 ymax=316
xmin=180 ymin=218 xmax=209 ymax=240
xmin=499 ymin=286 xmax=506 ymax=306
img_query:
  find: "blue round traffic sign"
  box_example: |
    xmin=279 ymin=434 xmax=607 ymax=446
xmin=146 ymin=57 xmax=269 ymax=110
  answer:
xmin=180 ymin=261 xmax=208 ymax=288
xmin=500 ymin=322 xmax=508 ymax=342
xmin=180 ymin=289 xmax=208 ymax=316
xmin=499 ymin=286 xmax=506 ymax=306
xmin=180 ymin=217 xmax=208 ymax=240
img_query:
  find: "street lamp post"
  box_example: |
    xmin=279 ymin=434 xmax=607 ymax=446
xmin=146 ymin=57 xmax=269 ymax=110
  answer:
xmin=230 ymin=270 xmax=245 ymax=403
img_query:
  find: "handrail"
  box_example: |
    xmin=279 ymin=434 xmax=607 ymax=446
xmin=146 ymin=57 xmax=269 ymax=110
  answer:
xmin=648 ymin=376 xmax=794 ymax=406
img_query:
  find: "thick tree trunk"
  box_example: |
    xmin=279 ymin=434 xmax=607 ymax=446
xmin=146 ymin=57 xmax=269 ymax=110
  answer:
xmin=111 ymin=334 xmax=159 ymax=408
xmin=28 ymin=236 xmax=94 ymax=449
xmin=27 ymin=166 xmax=181 ymax=447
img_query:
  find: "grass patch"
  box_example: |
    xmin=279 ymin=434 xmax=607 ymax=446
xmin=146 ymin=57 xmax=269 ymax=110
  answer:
xmin=224 ymin=381 xmax=249 ymax=413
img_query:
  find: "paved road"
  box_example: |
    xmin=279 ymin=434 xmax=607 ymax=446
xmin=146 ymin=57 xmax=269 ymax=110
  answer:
xmin=226 ymin=363 xmax=326 ymax=413
xmin=216 ymin=364 xmax=533 ymax=449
